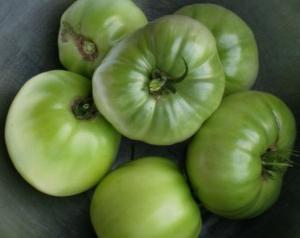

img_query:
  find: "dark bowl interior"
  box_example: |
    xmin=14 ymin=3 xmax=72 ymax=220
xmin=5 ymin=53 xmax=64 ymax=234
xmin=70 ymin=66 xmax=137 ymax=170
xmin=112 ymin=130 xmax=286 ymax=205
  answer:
xmin=0 ymin=0 xmax=299 ymax=237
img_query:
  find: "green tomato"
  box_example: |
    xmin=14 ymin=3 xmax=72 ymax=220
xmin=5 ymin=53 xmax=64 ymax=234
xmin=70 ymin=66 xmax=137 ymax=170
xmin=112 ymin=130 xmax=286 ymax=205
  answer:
xmin=93 ymin=15 xmax=225 ymax=145
xmin=91 ymin=157 xmax=201 ymax=238
xmin=187 ymin=91 xmax=296 ymax=219
xmin=58 ymin=0 xmax=147 ymax=77
xmin=5 ymin=70 xmax=120 ymax=196
xmin=176 ymin=3 xmax=259 ymax=95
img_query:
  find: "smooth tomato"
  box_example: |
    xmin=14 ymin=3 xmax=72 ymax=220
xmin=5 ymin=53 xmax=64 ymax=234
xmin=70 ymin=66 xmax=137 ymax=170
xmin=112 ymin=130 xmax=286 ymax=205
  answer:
xmin=5 ymin=70 xmax=120 ymax=196
xmin=58 ymin=0 xmax=147 ymax=77
xmin=91 ymin=157 xmax=202 ymax=238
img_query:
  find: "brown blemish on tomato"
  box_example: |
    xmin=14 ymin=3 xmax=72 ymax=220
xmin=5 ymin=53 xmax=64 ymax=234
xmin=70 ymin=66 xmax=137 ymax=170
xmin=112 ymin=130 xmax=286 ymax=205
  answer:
xmin=60 ymin=22 xmax=98 ymax=62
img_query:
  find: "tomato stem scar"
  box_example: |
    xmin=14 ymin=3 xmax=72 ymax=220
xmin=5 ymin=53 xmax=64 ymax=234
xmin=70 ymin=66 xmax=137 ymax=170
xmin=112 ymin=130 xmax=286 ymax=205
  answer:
xmin=61 ymin=22 xmax=98 ymax=61
xmin=71 ymin=96 xmax=98 ymax=120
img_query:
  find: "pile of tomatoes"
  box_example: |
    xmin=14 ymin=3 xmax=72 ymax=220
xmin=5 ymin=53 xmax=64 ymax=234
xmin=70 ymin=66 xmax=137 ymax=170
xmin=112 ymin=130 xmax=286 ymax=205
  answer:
xmin=5 ymin=0 xmax=297 ymax=237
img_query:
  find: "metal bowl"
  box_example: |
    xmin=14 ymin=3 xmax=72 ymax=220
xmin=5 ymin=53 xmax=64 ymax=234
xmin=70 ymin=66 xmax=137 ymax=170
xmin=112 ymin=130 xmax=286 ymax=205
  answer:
xmin=0 ymin=0 xmax=299 ymax=237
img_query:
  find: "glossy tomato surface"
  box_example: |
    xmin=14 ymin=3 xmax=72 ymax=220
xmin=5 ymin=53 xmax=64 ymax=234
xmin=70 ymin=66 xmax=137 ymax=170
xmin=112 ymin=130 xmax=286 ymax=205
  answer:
xmin=176 ymin=4 xmax=259 ymax=95
xmin=1 ymin=1 xmax=300 ymax=238
xmin=187 ymin=91 xmax=296 ymax=219
xmin=58 ymin=0 xmax=147 ymax=77
xmin=93 ymin=15 xmax=225 ymax=145
xmin=5 ymin=70 xmax=120 ymax=196
xmin=91 ymin=157 xmax=202 ymax=238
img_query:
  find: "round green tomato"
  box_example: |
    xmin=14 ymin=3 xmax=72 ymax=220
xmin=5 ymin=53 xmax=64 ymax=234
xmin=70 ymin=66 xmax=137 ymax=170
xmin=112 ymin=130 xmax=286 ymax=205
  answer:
xmin=93 ymin=15 xmax=225 ymax=145
xmin=58 ymin=0 xmax=147 ymax=77
xmin=176 ymin=4 xmax=259 ymax=95
xmin=5 ymin=70 xmax=120 ymax=196
xmin=187 ymin=91 xmax=296 ymax=219
xmin=91 ymin=157 xmax=201 ymax=238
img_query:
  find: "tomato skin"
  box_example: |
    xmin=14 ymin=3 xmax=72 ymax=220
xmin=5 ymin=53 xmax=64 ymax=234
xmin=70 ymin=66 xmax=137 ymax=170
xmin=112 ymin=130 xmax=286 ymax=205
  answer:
xmin=93 ymin=15 xmax=225 ymax=145
xmin=176 ymin=3 xmax=259 ymax=95
xmin=187 ymin=91 xmax=296 ymax=219
xmin=90 ymin=157 xmax=202 ymax=238
xmin=58 ymin=0 xmax=147 ymax=77
xmin=5 ymin=70 xmax=120 ymax=196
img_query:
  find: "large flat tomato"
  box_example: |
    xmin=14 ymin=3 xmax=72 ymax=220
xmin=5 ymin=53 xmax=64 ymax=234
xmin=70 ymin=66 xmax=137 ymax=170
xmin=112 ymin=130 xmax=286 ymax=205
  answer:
xmin=90 ymin=157 xmax=201 ymax=238
xmin=187 ymin=91 xmax=296 ymax=219
xmin=5 ymin=71 xmax=120 ymax=196
xmin=93 ymin=15 xmax=225 ymax=145
xmin=58 ymin=0 xmax=147 ymax=77
xmin=176 ymin=4 xmax=259 ymax=95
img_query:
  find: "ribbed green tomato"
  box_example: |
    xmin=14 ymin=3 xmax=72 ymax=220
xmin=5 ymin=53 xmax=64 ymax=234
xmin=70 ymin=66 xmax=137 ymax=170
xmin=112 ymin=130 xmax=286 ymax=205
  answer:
xmin=5 ymin=70 xmax=120 ymax=196
xmin=91 ymin=157 xmax=202 ymax=238
xmin=58 ymin=0 xmax=147 ymax=77
xmin=187 ymin=91 xmax=296 ymax=219
xmin=176 ymin=3 xmax=259 ymax=95
xmin=93 ymin=15 xmax=225 ymax=145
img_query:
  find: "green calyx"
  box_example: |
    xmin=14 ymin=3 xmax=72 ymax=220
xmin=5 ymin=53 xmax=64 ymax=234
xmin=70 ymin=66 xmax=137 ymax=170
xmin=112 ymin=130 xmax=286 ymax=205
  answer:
xmin=71 ymin=96 xmax=98 ymax=120
xmin=261 ymin=145 xmax=294 ymax=177
xmin=61 ymin=22 xmax=98 ymax=62
xmin=148 ymin=58 xmax=188 ymax=96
